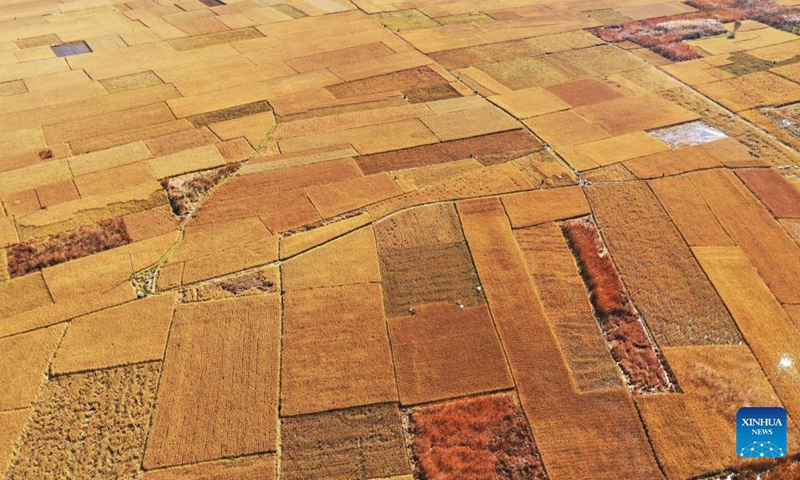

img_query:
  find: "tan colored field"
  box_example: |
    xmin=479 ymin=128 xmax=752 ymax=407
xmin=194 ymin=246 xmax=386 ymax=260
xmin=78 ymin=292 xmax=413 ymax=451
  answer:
xmin=459 ymin=197 xmax=663 ymax=480
xmin=4 ymin=0 xmax=800 ymax=477
xmin=7 ymin=363 xmax=160 ymax=479
xmin=389 ymin=303 xmax=513 ymax=405
xmin=515 ymin=222 xmax=623 ymax=392
xmin=586 ymin=182 xmax=739 ymax=346
xmin=144 ymin=295 xmax=281 ymax=469
xmin=281 ymin=403 xmax=411 ymax=480
xmin=281 ymin=283 xmax=397 ymax=416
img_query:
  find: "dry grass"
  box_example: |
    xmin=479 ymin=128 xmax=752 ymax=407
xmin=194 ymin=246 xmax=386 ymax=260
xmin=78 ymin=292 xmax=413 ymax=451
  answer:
xmin=701 ymin=453 xmax=800 ymax=479
xmin=596 ymin=1 xmax=800 ymax=61
xmin=562 ymin=218 xmax=674 ymax=393
xmin=161 ymin=163 xmax=241 ymax=217
xmin=405 ymin=392 xmax=547 ymax=480
xmin=7 ymin=217 xmax=131 ymax=277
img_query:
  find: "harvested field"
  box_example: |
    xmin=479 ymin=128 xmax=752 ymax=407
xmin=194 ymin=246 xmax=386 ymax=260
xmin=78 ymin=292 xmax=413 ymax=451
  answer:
xmin=736 ymin=168 xmax=800 ymax=218
xmin=281 ymin=403 xmax=411 ymax=480
xmin=51 ymin=293 xmax=175 ymax=375
xmin=561 ymin=218 xmax=675 ymax=393
xmin=688 ymin=169 xmax=800 ymax=303
xmin=144 ymin=295 xmax=281 ymax=469
xmin=281 ymin=283 xmax=397 ymax=416
xmin=379 ymin=242 xmax=484 ymax=317
xmin=0 ymin=409 xmax=28 ymax=475
xmin=458 ymin=197 xmax=664 ymax=480
xmin=7 ymin=217 xmax=131 ymax=277
xmin=388 ymin=303 xmax=513 ymax=405
xmin=7 ymin=362 xmax=160 ymax=480
xmin=514 ymin=222 xmax=622 ymax=392
xmin=282 ymin=226 xmax=380 ymax=290
xmin=0 ymin=324 xmax=65 ymax=410
xmin=374 ymin=203 xmax=463 ymax=252
xmin=405 ymin=392 xmax=547 ymax=480
xmin=180 ymin=265 xmax=279 ymax=302
xmin=694 ymin=246 xmax=800 ymax=423
xmin=585 ymin=182 xmax=740 ymax=346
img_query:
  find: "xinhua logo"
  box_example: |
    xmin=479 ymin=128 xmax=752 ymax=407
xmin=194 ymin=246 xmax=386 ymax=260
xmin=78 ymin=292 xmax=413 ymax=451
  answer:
xmin=737 ymin=407 xmax=787 ymax=458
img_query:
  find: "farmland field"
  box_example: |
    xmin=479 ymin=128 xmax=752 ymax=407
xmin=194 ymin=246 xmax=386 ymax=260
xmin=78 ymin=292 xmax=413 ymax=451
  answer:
xmin=3 ymin=0 xmax=800 ymax=478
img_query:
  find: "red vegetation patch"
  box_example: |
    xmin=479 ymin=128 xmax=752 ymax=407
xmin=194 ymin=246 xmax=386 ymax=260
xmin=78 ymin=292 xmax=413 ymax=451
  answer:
xmin=405 ymin=392 xmax=548 ymax=480
xmin=562 ymin=218 xmax=675 ymax=393
xmin=7 ymin=218 xmax=131 ymax=277
xmin=161 ymin=163 xmax=241 ymax=217
xmin=595 ymin=1 xmax=800 ymax=61
xmin=701 ymin=452 xmax=800 ymax=479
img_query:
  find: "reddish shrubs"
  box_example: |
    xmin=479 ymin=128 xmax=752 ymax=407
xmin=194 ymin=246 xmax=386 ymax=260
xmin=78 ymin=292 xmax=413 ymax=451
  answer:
xmin=595 ymin=1 xmax=800 ymax=61
xmin=161 ymin=163 xmax=241 ymax=217
xmin=562 ymin=219 xmax=675 ymax=393
xmin=7 ymin=218 xmax=131 ymax=277
xmin=405 ymin=393 xmax=548 ymax=480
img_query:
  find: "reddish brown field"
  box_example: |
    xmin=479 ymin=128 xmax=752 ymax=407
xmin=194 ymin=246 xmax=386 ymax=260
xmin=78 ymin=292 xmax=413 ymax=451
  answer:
xmin=7 ymin=217 xmax=131 ymax=277
xmin=562 ymin=218 xmax=674 ymax=393
xmin=405 ymin=392 xmax=548 ymax=480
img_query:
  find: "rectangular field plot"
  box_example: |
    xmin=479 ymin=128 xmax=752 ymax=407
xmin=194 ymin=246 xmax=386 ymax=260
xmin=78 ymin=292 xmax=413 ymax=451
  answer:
xmin=515 ymin=222 xmax=622 ymax=392
xmin=8 ymin=363 xmax=159 ymax=479
xmin=458 ymin=197 xmax=664 ymax=480
xmin=637 ymin=345 xmax=800 ymax=480
xmin=281 ymin=283 xmax=397 ymax=416
xmin=144 ymin=295 xmax=281 ymax=469
xmin=585 ymin=182 xmax=739 ymax=347
xmin=688 ymin=169 xmax=800 ymax=304
xmin=389 ymin=303 xmax=513 ymax=405
xmin=379 ymin=242 xmax=484 ymax=317
xmin=281 ymin=403 xmax=411 ymax=480
xmin=694 ymin=246 xmax=800 ymax=423
xmin=404 ymin=392 xmax=547 ymax=479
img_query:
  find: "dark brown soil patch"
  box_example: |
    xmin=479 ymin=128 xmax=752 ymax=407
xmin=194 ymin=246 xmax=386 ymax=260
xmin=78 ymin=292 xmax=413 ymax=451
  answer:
xmin=186 ymin=100 xmax=271 ymax=128
xmin=327 ymin=66 xmax=449 ymax=99
xmin=404 ymin=83 xmax=462 ymax=103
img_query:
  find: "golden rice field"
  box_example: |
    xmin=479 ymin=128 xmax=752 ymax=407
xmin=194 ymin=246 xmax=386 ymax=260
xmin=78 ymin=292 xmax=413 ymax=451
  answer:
xmin=2 ymin=0 xmax=800 ymax=478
